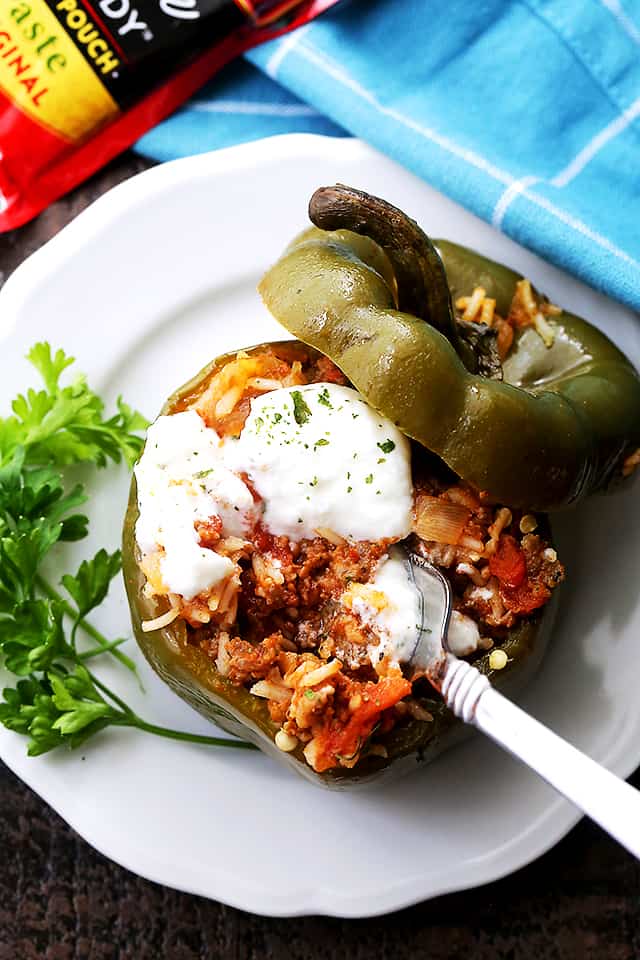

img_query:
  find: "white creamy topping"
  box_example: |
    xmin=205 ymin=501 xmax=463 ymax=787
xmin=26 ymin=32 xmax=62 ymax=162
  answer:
xmin=229 ymin=383 xmax=413 ymax=542
xmin=341 ymin=548 xmax=421 ymax=668
xmin=447 ymin=610 xmax=481 ymax=657
xmin=342 ymin=548 xmax=481 ymax=667
xmin=134 ymin=411 xmax=255 ymax=600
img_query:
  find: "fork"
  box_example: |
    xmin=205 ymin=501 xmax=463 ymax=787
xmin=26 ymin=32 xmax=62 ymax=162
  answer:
xmin=405 ymin=547 xmax=640 ymax=860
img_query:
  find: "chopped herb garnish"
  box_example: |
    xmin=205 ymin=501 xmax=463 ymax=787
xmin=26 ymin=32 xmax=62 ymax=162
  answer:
xmin=377 ymin=458 xmax=386 ymax=465
xmin=315 ymin=438 xmax=329 ymax=447
xmin=317 ymin=388 xmax=333 ymax=408
xmin=310 ymin=476 xmax=318 ymax=487
xmin=194 ymin=468 xmax=214 ymax=479
xmin=273 ymin=412 xmax=282 ymax=423
xmin=304 ymin=689 xmax=316 ymax=700
xmin=347 ymin=486 xmax=352 ymax=493
xmin=292 ymin=390 xmax=312 ymax=425
xmin=254 ymin=416 xmax=264 ymax=431
xmin=378 ymin=439 xmax=396 ymax=454
xmin=365 ymin=474 xmax=373 ymax=484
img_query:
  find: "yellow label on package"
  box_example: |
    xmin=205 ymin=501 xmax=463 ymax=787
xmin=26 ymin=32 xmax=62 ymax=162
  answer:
xmin=0 ymin=0 xmax=118 ymax=142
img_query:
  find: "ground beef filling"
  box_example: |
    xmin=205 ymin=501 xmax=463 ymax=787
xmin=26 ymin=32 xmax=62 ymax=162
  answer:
xmin=152 ymin=345 xmax=565 ymax=774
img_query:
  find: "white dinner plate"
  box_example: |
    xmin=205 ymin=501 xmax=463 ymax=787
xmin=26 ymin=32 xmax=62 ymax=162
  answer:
xmin=0 ymin=135 xmax=638 ymax=918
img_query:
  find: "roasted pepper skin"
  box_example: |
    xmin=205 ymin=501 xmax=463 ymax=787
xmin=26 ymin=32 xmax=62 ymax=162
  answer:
xmin=123 ymin=343 xmax=556 ymax=787
xmin=259 ymin=205 xmax=640 ymax=511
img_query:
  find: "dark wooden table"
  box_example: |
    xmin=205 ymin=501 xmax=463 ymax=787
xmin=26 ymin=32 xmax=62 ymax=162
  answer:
xmin=0 ymin=153 xmax=638 ymax=960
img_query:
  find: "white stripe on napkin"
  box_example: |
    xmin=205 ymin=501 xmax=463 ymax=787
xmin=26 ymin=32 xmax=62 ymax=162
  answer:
xmin=522 ymin=185 xmax=640 ymax=269
xmin=492 ymin=176 xmax=540 ymax=228
xmin=551 ymin=96 xmax=640 ymax=187
xmin=598 ymin=0 xmax=640 ymax=45
xmin=265 ymin=25 xmax=311 ymax=78
xmin=191 ymin=100 xmax=319 ymax=117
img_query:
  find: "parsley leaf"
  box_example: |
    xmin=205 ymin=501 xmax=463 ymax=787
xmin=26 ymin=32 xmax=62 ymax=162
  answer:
xmin=377 ymin=439 xmax=396 ymax=454
xmin=62 ymin=548 xmax=122 ymax=620
xmin=49 ymin=668 xmax=116 ymax=735
xmin=291 ymin=390 xmax=312 ymax=425
xmin=0 ymin=343 xmax=148 ymax=469
xmin=0 ymin=600 xmax=68 ymax=675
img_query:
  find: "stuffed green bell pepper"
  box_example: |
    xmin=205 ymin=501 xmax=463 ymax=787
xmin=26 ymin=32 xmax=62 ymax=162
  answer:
xmin=261 ymin=185 xmax=640 ymax=512
xmin=123 ymin=186 xmax=637 ymax=786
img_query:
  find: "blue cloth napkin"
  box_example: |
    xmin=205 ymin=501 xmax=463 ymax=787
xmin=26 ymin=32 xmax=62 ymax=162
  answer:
xmin=136 ymin=0 xmax=640 ymax=312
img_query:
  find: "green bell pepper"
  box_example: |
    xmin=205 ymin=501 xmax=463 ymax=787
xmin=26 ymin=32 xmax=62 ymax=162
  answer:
xmin=123 ymin=342 xmax=557 ymax=787
xmin=259 ymin=185 xmax=640 ymax=511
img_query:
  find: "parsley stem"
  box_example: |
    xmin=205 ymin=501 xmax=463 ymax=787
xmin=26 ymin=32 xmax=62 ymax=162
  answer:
xmin=122 ymin=718 xmax=256 ymax=750
xmin=87 ymin=671 xmax=255 ymax=750
xmin=36 ymin=575 xmax=138 ymax=675
xmin=78 ymin=638 xmax=127 ymax=660
xmin=32 ymin=580 xmax=247 ymax=754
xmin=85 ymin=668 xmax=136 ymax=717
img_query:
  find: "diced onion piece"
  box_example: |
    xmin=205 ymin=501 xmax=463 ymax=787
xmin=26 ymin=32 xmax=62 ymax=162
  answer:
xmin=141 ymin=606 xmax=181 ymax=632
xmin=414 ymin=496 xmax=471 ymax=545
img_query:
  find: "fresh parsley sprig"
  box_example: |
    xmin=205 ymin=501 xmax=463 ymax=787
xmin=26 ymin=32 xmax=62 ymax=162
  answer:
xmin=0 ymin=343 xmax=253 ymax=756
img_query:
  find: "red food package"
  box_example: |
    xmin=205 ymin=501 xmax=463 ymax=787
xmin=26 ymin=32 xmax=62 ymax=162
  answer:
xmin=0 ymin=0 xmax=339 ymax=229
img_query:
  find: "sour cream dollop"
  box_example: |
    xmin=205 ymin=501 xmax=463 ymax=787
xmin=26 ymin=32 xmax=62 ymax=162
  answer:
xmin=340 ymin=547 xmax=482 ymax=668
xmin=230 ymin=383 xmax=413 ymax=542
xmin=134 ymin=411 xmax=255 ymax=600
xmin=341 ymin=547 xmax=421 ymax=666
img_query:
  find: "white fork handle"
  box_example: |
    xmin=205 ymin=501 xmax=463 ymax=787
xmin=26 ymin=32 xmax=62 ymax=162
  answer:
xmin=442 ymin=657 xmax=640 ymax=860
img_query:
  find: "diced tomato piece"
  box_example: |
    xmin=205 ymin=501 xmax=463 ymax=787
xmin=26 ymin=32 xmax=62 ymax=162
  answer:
xmin=194 ymin=516 xmax=223 ymax=548
xmin=502 ymin=580 xmax=550 ymax=615
xmin=253 ymin=523 xmax=293 ymax=565
xmin=313 ymin=676 xmax=411 ymax=773
xmin=489 ymin=534 xmax=527 ymax=589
